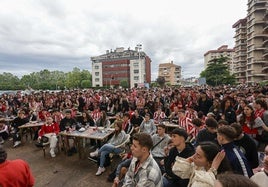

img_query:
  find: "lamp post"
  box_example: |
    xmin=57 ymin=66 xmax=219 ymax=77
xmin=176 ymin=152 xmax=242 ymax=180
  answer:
xmin=136 ymin=44 xmax=142 ymax=85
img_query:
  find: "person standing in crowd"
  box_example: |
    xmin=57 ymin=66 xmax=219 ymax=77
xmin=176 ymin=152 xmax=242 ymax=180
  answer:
xmin=0 ymin=147 xmax=35 ymax=187
xmin=151 ymin=124 xmax=171 ymax=174
xmin=172 ymin=142 xmax=232 ymax=187
xmin=163 ymin=128 xmax=195 ymax=187
xmin=217 ymin=125 xmax=253 ymax=177
xmin=250 ymin=144 xmax=268 ymax=187
xmin=37 ymin=116 xmax=60 ymax=158
xmin=122 ymin=133 xmax=163 ymax=187
xmin=12 ymin=110 xmax=29 ymax=148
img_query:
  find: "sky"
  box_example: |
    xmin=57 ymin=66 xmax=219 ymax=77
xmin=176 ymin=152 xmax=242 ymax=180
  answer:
xmin=0 ymin=0 xmax=248 ymax=80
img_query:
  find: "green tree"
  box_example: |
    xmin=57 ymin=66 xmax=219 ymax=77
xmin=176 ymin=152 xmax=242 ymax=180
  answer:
xmin=120 ymin=79 xmax=129 ymax=88
xmin=200 ymin=56 xmax=236 ymax=86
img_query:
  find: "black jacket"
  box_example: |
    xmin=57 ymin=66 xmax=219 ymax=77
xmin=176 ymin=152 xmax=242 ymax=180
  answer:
xmin=164 ymin=142 xmax=195 ymax=187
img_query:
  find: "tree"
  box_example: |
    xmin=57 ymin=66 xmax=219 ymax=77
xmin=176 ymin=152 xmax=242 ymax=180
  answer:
xmin=156 ymin=76 xmax=165 ymax=88
xmin=120 ymin=79 xmax=129 ymax=88
xmin=200 ymin=56 xmax=236 ymax=86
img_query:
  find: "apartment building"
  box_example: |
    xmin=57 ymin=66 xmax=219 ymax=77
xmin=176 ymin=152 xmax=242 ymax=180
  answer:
xmin=233 ymin=0 xmax=268 ymax=84
xmin=91 ymin=46 xmax=151 ymax=88
xmin=232 ymin=18 xmax=247 ymax=83
xmin=204 ymin=45 xmax=235 ymax=73
xmin=158 ymin=61 xmax=181 ymax=86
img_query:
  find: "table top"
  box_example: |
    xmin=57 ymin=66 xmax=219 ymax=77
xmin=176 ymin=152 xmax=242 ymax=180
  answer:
xmin=19 ymin=121 xmax=44 ymax=128
xmin=60 ymin=127 xmax=115 ymax=140
xmin=161 ymin=121 xmax=179 ymax=128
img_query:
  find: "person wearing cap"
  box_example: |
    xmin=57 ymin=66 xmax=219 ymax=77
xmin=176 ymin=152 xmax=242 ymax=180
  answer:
xmin=163 ymin=128 xmax=195 ymax=187
xmin=0 ymin=147 xmax=35 ymax=187
xmin=217 ymin=125 xmax=253 ymax=177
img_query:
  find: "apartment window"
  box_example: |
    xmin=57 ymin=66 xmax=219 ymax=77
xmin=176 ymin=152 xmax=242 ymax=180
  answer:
xmin=95 ymin=78 xmax=99 ymax=82
xmin=95 ymin=72 xmax=99 ymax=76
xmin=94 ymin=65 xmax=99 ymax=69
xmin=134 ymin=76 xmax=139 ymax=80
xmin=133 ymin=62 xmax=139 ymax=67
xmin=134 ymin=70 xmax=139 ymax=74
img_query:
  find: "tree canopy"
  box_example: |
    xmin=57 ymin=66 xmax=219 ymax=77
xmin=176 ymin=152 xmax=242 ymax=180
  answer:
xmin=0 ymin=68 xmax=92 ymax=90
xmin=200 ymin=56 xmax=236 ymax=86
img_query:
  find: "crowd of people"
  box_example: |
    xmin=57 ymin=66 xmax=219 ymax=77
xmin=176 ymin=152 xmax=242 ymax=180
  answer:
xmin=0 ymin=84 xmax=268 ymax=186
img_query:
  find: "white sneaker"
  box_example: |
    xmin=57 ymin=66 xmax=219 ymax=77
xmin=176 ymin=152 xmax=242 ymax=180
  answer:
xmin=89 ymin=148 xmax=99 ymax=157
xmin=13 ymin=141 xmax=21 ymax=148
xmin=0 ymin=137 xmax=4 ymax=144
xmin=50 ymin=149 xmax=56 ymax=158
xmin=95 ymin=167 xmax=105 ymax=176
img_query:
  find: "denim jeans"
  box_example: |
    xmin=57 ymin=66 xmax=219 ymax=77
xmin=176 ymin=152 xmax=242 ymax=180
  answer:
xmin=98 ymin=143 xmax=122 ymax=167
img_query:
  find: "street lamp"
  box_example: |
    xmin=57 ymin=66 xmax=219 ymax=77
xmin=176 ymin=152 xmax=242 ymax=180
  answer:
xmin=136 ymin=44 xmax=142 ymax=85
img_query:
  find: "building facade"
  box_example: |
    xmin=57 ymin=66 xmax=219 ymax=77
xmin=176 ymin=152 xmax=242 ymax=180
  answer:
xmin=204 ymin=45 xmax=235 ymax=74
xmin=91 ymin=47 xmax=151 ymax=88
xmin=233 ymin=0 xmax=268 ymax=84
xmin=232 ymin=18 xmax=247 ymax=83
xmin=158 ymin=61 xmax=181 ymax=86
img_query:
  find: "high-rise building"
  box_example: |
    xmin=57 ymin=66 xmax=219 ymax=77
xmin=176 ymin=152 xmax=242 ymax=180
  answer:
xmin=233 ymin=0 xmax=268 ymax=84
xmin=204 ymin=45 xmax=235 ymax=73
xmin=91 ymin=46 xmax=151 ymax=88
xmin=232 ymin=18 xmax=247 ymax=83
xmin=158 ymin=61 xmax=181 ymax=86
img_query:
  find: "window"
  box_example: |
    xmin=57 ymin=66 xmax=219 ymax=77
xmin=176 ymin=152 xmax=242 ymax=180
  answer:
xmin=95 ymin=72 xmax=99 ymax=76
xmin=95 ymin=78 xmax=99 ymax=82
xmin=134 ymin=76 xmax=139 ymax=80
xmin=94 ymin=65 xmax=99 ymax=69
xmin=134 ymin=70 xmax=139 ymax=74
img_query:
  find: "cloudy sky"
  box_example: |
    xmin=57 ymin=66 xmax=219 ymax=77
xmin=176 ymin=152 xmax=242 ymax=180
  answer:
xmin=0 ymin=0 xmax=247 ymax=80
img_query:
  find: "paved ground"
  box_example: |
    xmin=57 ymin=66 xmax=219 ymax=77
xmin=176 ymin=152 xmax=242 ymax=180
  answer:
xmin=3 ymin=138 xmax=117 ymax=187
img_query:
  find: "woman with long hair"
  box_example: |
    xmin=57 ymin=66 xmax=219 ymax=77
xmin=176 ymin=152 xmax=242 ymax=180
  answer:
xmin=172 ymin=141 xmax=232 ymax=187
xmin=238 ymin=104 xmax=268 ymax=139
xmin=95 ymin=110 xmax=110 ymax=128
xmin=76 ymin=111 xmax=95 ymax=127
xmin=220 ymin=97 xmax=236 ymax=124
xmin=89 ymin=120 xmax=128 ymax=176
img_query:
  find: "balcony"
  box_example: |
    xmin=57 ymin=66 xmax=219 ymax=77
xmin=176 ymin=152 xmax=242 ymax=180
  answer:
xmin=262 ymin=64 xmax=268 ymax=71
xmin=255 ymin=59 xmax=267 ymax=64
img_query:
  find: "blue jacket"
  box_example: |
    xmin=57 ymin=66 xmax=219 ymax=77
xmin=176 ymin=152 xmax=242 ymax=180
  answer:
xmin=222 ymin=142 xmax=253 ymax=177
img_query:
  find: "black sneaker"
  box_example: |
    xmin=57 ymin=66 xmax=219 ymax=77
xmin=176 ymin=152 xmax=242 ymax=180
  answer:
xmin=67 ymin=149 xmax=73 ymax=156
xmin=70 ymin=147 xmax=77 ymax=153
xmin=35 ymin=142 xmax=44 ymax=148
